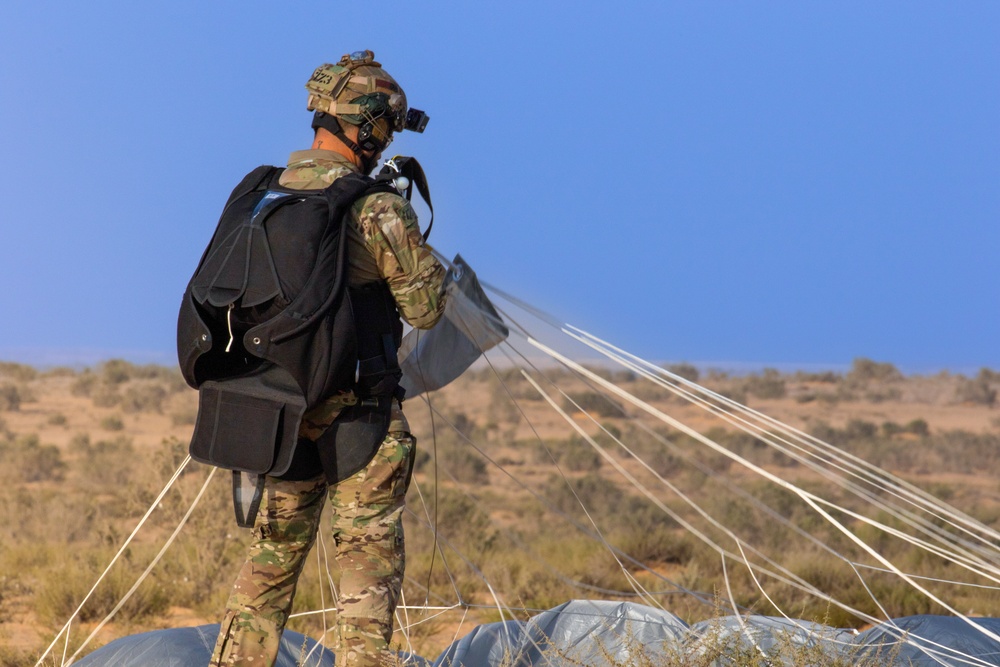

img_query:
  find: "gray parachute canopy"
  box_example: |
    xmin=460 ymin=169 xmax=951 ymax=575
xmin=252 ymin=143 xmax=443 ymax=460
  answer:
xmin=398 ymin=254 xmax=508 ymax=398
xmin=73 ymin=624 xmax=431 ymax=667
xmin=72 ymin=604 xmax=1000 ymax=666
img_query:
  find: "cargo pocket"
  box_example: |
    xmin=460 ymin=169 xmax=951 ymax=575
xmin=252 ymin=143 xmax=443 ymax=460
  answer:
xmin=190 ymin=386 xmax=285 ymax=474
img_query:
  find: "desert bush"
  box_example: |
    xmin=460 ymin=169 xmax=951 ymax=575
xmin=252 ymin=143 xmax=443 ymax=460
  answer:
xmin=121 ymin=382 xmax=167 ymax=413
xmin=905 ymin=418 xmax=929 ymax=437
xmin=70 ymin=371 xmax=97 ymax=397
xmin=925 ymin=430 xmax=1000 ymax=475
xmin=100 ymin=359 xmax=135 ymax=384
xmin=440 ymin=445 xmax=490 ymax=485
xmin=810 ymin=420 xmax=879 ymax=447
xmin=91 ymin=383 xmax=122 ymax=407
xmin=864 ymin=387 xmax=901 ymax=403
xmin=711 ymin=387 xmax=747 ymax=406
xmin=42 ymin=365 xmax=77 ymax=378
xmin=544 ymin=472 xmax=654 ymax=523
xmin=794 ymin=370 xmax=841 ymax=383
xmin=100 ymin=415 xmax=125 ymax=431
xmin=78 ymin=435 xmax=136 ymax=486
xmin=744 ymin=369 xmax=787 ymax=400
xmin=956 ymin=377 xmax=997 ymax=407
xmin=548 ymin=436 xmax=603 ymax=472
xmin=666 ymin=363 xmax=700 ymax=383
xmin=847 ymin=358 xmax=902 ymax=383
xmin=0 ymin=383 xmax=21 ymax=411
xmin=33 ymin=547 xmax=169 ymax=625
xmin=0 ymin=362 xmax=37 ymax=382
xmin=47 ymin=412 xmax=68 ymax=426
xmin=563 ymin=391 xmax=625 ymax=418
xmin=977 ymin=367 xmax=1000 ymax=384
xmin=7 ymin=433 xmax=66 ymax=482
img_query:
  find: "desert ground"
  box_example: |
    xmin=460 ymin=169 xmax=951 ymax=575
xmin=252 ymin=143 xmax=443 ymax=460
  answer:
xmin=1 ymin=359 xmax=998 ymax=664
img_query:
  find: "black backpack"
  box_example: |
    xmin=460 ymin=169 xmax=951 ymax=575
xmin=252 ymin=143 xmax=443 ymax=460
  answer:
xmin=177 ymin=165 xmax=397 ymax=477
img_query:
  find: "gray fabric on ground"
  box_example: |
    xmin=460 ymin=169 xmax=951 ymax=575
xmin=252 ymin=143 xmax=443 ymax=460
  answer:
xmin=74 ymin=625 xmax=430 ymax=666
xmin=432 ymin=619 xmax=526 ymax=667
xmin=69 ymin=605 xmax=1000 ymax=666
xmin=433 ymin=600 xmax=689 ymax=667
xmin=855 ymin=615 xmax=1000 ymax=666
xmin=74 ymin=624 xmax=335 ymax=666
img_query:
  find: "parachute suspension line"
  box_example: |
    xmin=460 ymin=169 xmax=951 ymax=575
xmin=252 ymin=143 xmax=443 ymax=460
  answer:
xmin=552 ymin=328 xmax=995 ymax=574
xmin=799 ymin=492 xmax=1000 ymax=647
xmin=720 ymin=555 xmax=770 ymax=665
xmin=294 ymin=531 xmax=334 ymax=666
xmin=567 ymin=324 xmax=1000 ymax=552
xmin=520 ymin=369 xmax=693 ymax=613
xmin=481 ymin=295 xmax=992 ymax=631
xmin=423 ymin=349 xmax=715 ymax=606
xmin=401 ymin=508 xmax=514 ymax=627
xmin=393 ymin=588 xmax=415 ymax=659
xmin=562 ymin=328 xmax=1000 ymax=583
xmin=421 ymin=375 xmax=714 ymax=606
xmin=66 ymin=466 xmax=218 ymax=664
xmin=520 ymin=363 xmax=856 ymax=620
xmin=415 ymin=335 xmax=442 ymax=606
xmin=408 ymin=474 xmax=464 ymax=605
xmin=516 ymin=337 xmax=935 ymax=628
xmin=35 ymin=454 xmax=194 ymax=667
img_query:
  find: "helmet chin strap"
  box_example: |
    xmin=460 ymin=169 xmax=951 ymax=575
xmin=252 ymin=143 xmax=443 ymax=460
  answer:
xmin=312 ymin=112 xmax=364 ymax=157
xmin=313 ymin=111 xmax=387 ymax=174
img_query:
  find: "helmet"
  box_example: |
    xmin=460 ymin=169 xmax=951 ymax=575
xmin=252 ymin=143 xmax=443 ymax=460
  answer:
xmin=306 ymin=50 xmax=416 ymax=153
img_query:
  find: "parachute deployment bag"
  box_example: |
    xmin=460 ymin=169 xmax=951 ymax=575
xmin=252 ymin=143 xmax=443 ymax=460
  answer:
xmin=179 ymin=166 xmax=384 ymax=478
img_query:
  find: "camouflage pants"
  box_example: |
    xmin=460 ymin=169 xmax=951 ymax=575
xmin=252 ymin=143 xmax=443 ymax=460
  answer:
xmin=210 ymin=429 xmax=415 ymax=667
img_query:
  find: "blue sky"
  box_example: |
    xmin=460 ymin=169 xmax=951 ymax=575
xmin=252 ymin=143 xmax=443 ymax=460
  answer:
xmin=0 ymin=2 xmax=997 ymax=371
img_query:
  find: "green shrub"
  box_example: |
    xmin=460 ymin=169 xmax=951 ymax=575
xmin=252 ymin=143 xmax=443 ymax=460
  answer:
xmin=78 ymin=435 xmax=136 ymax=486
xmin=0 ymin=362 xmax=37 ymax=382
xmin=91 ymin=383 xmax=122 ymax=407
xmin=70 ymin=372 xmax=97 ymax=396
xmin=0 ymin=383 xmax=21 ymax=411
xmin=905 ymin=418 xmax=929 ymax=437
xmin=745 ymin=369 xmax=787 ymax=399
xmin=10 ymin=433 xmax=66 ymax=482
xmin=441 ymin=446 xmax=490 ymax=485
xmin=121 ymin=382 xmax=167 ymax=413
xmin=549 ymin=436 xmax=603 ymax=472
xmin=977 ymin=367 xmax=1000 ymax=384
xmin=666 ymin=363 xmax=700 ymax=383
xmin=956 ymin=377 xmax=997 ymax=407
xmin=47 ymin=412 xmax=68 ymax=426
xmin=563 ymin=391 xmax=625 ymax=418
xmin=847 ymin=358 xmax=902 ymax=383
xmin=100 ymin=359 xmax=134 ymax=384
xmin=100 ymin=415 xmax=125 ymax=431
xmin=33 ymin=548 xmax=169 ymax=625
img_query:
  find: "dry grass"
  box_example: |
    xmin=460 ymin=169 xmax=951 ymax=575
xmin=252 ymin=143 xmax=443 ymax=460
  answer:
xmin=0 ymin=359 xmax=998 ymax=664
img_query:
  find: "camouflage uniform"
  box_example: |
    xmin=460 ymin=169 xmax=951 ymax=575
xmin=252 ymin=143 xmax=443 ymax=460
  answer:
xmin=211 ymin=150 xmax=446 ymax=667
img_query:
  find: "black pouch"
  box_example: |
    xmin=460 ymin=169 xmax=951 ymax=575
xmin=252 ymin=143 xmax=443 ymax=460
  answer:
xmin=316 ymin=397 xmax=393 ymax=484
xmin=188 ymin=365 xmax=307 ymax=477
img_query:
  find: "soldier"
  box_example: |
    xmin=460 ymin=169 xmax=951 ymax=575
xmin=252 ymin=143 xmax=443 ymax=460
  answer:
xmin=210 ymin=50 xmax=447 ymax=667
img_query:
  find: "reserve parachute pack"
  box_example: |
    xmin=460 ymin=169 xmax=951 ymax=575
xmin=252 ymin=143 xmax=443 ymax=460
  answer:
xmin=177 ymin=160 xmax=431 ymax=483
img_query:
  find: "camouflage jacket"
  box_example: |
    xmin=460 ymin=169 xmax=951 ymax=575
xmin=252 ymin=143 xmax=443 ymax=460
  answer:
xmin=279 ymin=150 xmax=446 ymax=329
xmin=279 ymin=150 xmax=446 ymax=433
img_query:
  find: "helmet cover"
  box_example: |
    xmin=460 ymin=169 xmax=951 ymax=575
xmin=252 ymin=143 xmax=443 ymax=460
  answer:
xmin=306 ymin=50 xmax=408 ymax=135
